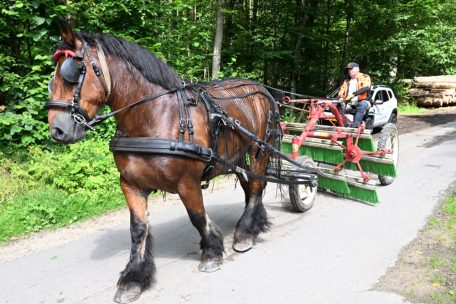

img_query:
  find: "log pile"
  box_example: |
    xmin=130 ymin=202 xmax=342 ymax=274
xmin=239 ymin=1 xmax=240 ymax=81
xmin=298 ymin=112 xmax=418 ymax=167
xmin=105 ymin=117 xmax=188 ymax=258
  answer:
xmin=406 ymin=75 xmax=456 ymax=107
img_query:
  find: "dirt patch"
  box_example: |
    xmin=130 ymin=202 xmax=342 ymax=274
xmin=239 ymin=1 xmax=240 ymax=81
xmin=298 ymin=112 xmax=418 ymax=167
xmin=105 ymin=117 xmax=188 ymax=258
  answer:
xmin=375 ymin=189 xmax=456 ymax=303
xmin=397 ymin=106 xmax=456 ymax=134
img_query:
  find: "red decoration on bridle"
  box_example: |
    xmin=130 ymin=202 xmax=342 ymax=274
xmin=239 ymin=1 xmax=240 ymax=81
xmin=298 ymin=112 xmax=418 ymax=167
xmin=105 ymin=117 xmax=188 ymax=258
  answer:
xmin=53 ymin=49 xmax=78 ymax=62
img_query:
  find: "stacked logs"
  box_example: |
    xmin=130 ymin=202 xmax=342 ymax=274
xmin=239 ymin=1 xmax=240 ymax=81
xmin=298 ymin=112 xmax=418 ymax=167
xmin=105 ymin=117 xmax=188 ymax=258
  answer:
xmin=406 ymin=75 xmax=456 ymax=107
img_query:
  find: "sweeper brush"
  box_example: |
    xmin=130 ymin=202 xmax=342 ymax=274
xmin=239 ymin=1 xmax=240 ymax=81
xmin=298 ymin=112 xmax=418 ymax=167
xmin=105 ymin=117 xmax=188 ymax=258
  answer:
xmin=281 ymin=121 xmax=399 ymax=204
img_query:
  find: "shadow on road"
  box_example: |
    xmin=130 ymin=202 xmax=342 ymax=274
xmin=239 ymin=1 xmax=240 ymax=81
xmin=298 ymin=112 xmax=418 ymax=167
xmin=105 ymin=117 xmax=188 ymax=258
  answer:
xmin=90 ymin=192 xmax=305 ymax=262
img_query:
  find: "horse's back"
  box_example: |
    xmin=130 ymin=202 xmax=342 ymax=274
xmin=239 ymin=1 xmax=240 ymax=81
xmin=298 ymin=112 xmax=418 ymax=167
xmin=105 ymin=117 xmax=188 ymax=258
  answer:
xmin=198 ymin=79 xmax=276 ymax=135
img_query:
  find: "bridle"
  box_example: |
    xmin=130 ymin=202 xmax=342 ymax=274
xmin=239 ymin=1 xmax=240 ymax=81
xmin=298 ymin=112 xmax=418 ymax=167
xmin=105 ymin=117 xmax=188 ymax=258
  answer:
xmin=46 ymin=40 xmax=111 ymax=130
xmin=46 ymin=39 xmax=180 ymax=130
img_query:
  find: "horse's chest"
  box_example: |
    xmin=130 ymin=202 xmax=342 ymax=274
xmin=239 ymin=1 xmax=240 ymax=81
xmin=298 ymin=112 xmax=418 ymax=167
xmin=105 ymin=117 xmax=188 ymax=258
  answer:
xmin=113 ymin=153 xmax=204 ymax=193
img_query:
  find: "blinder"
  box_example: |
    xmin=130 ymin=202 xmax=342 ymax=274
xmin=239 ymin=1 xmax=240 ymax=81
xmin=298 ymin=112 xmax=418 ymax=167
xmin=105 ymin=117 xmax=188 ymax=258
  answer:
xmin=60 ymin=56 xmax=84 ymax=83
xmin=48 ymin=77 xmax=54 ymax=95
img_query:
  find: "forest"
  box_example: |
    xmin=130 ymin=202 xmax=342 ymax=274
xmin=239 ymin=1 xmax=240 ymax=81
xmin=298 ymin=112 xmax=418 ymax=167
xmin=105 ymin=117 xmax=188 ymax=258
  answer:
xmin=0 ymin=0 xmax=455 ymax=240
xmin=1 ymin=0 xmax=456 ymax=147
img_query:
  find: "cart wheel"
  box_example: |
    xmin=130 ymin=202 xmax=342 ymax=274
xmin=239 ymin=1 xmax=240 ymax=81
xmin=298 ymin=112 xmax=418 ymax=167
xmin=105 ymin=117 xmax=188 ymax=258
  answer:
xmin=288 ymin=156 xmax=318 ymax=212
xmin=377 ymin=123 xmax=399 ymax=185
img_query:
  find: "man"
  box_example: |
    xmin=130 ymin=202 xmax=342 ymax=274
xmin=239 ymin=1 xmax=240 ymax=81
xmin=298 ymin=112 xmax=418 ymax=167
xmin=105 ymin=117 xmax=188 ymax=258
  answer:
xmin=338 ymin=62 xmax=371 ymax=128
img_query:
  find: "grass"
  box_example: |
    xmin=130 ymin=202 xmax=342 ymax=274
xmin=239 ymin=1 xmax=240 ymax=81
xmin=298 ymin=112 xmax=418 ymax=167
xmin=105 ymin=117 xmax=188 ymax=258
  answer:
xmin=398 ymin=102 xmax=425 ymax=115
xmin=0 ymin=186 xmax=125 ymax=243
xmin=378 ymin=191 xmax=456 ymax=303
xmin=0 ymin=140 xmax=126 ymax=243
xmin=426 ymin=193 xmax=456 ymax=303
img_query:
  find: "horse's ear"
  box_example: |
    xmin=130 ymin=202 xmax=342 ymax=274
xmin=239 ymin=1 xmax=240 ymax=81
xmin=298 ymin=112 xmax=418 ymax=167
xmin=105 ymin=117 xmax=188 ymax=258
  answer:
xmin=59 ymin=18 xmax=75 ymax=47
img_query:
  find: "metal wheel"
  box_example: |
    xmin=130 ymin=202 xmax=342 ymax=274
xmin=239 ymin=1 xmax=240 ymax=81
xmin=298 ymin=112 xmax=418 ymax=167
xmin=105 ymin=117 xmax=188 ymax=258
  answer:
xmin=288 ymin=156 xmax=318 ymax=212
xmin=377 ymin=123 xmax=399 ymax=185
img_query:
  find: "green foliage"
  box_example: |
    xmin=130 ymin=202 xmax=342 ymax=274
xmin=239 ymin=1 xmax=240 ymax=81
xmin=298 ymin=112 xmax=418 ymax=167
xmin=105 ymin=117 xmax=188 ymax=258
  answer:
xmin=0 ymin=139 xmax=124 ymax=242
xmin=26 ymin=140 xmax=120 ymax=192
xmin=1 ymin=0 xmax=456 ymax=149
xmin=0 ymin=185 xmax=123 ymax=243
xmin=398 ymin=102 xmax=424 ymax=115
xmin=1 ymin=0 xmax=456 ymax=241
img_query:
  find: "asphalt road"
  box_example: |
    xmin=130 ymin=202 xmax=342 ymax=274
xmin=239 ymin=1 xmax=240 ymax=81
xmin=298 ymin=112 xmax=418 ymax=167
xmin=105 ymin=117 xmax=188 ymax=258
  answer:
xmin=1 ymin=120 xmax=456 ymax=304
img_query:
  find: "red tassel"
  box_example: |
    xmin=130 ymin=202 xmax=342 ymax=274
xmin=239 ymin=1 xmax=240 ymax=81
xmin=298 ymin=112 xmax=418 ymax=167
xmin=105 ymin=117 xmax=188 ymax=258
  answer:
xmin=53 ymin=49 xmax=77 ymax=62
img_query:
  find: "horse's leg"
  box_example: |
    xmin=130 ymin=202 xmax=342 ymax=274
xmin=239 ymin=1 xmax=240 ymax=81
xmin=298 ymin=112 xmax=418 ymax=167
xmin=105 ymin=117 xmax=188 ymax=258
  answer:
xmin=114 ymin=178 xmax=154 ymax=304
xmin=236 ymin=173 xmax=250 ymax=205
xmin=233 ymin=157 xmax=271 ymax=252
xmin=178 ymin=180 xmax=224 ymax=273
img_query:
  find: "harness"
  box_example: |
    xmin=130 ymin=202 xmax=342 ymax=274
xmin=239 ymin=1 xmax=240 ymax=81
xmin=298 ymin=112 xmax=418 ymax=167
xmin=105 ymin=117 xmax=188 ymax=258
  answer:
xmin=46 ymin=43 xmax=317 ymax=186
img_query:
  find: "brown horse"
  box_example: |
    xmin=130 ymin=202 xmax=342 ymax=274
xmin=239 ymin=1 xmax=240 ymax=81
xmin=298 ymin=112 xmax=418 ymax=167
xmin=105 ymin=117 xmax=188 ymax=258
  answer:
xmin=47 ymin=22 xmax=281 ymax=303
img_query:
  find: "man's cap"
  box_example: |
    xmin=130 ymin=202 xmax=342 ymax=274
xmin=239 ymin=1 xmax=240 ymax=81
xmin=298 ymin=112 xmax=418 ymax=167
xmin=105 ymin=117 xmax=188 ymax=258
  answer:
xmin=346 ymin=62 xmax=359 ymax=69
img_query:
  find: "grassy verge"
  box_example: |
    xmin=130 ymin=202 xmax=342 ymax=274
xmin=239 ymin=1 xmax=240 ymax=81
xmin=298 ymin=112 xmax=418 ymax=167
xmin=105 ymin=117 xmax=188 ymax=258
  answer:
xmin=398 ymin=102 xmax=425 ymax=115
xmin=0 ymin=140 xmax=125 ymax=243
xmin=376 ymin=191 xmax=456 ymax=303
xmin=426 ymin=193 xmax=456 ymax=303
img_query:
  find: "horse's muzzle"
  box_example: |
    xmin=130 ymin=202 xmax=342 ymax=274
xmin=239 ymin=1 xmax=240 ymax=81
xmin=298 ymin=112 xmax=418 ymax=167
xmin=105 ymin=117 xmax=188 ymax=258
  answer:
xmin=50 ymin=112 xmax=86 ymax=144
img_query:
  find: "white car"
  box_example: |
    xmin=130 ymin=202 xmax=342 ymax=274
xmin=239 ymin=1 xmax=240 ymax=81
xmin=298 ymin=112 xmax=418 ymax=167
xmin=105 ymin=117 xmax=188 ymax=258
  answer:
xmin=365 ymin=85 xmax=398 ymax=129
xmin=327 ymin=84 xmax=398 ymax=130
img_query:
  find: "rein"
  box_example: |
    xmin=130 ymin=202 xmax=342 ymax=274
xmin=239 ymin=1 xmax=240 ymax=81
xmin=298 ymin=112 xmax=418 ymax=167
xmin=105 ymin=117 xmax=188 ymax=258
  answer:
xmin=87 ymin=89 xmax=178 ymax=127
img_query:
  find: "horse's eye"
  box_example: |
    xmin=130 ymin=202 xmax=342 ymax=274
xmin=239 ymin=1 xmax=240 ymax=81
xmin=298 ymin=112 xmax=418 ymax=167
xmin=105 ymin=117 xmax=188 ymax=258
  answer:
xmin=60 ymin=58 xmax=82 ymax=83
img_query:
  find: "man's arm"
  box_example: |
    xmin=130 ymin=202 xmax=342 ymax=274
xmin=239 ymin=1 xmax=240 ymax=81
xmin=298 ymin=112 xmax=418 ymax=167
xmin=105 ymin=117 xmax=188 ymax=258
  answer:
xmin=353 ymin=86 xmax=370 ymax=96
xmin=338 ymin=80 xmax=348 ymax=99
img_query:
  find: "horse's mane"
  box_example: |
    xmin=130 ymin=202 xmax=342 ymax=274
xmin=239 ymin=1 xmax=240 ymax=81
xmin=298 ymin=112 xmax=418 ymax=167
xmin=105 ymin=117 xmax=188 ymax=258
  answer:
xmin=55 ymin=32 xmax=182 ymax=90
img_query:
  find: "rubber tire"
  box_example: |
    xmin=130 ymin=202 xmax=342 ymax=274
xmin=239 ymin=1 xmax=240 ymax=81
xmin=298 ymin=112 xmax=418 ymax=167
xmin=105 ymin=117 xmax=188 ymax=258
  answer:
xmin=365 ymin=116 xmax=374 ymax=130
xmin=288 ymin=156 xmax=318 ymax=213
xmin=377 ymin=123 xmax=399 ymax=185
xmin=388 ymin=112 xmax=397 ymax=124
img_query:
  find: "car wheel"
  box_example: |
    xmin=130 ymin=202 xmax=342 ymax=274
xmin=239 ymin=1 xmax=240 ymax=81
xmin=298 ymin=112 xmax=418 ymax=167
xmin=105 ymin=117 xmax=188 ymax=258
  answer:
xmin=365 ymin=116 xmax=374 ymax=130
xmin=377 ymin=123 xmax=399 ymax=185
xmin=388 ymin=112 xmax=397 ymax=124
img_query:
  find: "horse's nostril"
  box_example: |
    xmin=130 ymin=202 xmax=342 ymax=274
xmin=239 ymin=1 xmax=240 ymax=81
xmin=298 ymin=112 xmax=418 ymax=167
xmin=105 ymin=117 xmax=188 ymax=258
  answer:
xmin=51 ymin=126 xmax=65 ymax=140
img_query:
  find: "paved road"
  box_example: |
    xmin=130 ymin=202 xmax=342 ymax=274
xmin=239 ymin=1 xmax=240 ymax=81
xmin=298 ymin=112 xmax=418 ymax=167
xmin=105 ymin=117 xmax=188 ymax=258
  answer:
xmin=1 ymin=121 xmax=456 ymax=304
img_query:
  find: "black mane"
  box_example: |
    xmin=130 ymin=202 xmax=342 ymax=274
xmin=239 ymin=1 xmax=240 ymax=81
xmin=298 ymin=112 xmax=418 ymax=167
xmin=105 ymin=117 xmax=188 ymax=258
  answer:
xmin=55 ymin=32 xmax=182 ymax=90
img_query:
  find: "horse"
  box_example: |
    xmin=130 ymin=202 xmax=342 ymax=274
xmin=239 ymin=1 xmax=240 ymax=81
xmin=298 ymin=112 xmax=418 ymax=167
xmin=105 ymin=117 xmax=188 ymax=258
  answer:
xmin=46 ymin=22 xmax=282 ymax=303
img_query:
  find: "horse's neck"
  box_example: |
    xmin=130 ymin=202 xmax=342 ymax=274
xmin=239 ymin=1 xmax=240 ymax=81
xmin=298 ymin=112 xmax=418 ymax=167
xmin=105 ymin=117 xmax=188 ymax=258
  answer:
xmin=108 ymin=61 xmax=178 ymax=137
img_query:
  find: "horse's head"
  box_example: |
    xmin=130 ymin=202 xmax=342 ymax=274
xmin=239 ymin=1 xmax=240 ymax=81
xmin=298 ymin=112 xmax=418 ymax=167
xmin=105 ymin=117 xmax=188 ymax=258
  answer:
xmin=47 ymin=21 xmax=110 ymax=144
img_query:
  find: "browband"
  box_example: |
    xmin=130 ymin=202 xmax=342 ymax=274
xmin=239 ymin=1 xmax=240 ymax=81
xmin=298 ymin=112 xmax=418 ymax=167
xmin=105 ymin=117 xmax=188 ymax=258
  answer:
xmin=53 ymin=49 xmax=78 ymax=62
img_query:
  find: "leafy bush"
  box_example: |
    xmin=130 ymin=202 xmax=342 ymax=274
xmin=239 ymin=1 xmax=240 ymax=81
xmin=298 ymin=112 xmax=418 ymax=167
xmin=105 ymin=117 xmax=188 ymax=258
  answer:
xmin=0 ymin=139 xmax=125 ymax=242
xmin=25 ymin=140 xmax=121 ymax=193
xmin=0 ymin=185 xmax=124 ymax=243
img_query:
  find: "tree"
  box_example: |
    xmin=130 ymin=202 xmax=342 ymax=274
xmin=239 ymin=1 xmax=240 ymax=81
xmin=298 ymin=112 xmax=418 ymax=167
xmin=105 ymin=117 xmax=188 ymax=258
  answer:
xmin=212 ymin=0 xmax=224 ymax=79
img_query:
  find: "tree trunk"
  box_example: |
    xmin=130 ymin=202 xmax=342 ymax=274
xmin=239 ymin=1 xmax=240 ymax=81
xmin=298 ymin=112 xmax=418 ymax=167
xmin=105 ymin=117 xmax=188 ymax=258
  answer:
xmin=341 ymin=0 xmax=352 ymax=72
xmin=212 ymin=0 xmax=224 ymax=79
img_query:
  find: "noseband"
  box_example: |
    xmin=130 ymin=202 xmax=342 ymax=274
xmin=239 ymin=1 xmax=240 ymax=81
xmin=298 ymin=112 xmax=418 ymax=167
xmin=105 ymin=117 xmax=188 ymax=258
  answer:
xmin=46 ymin=40 xmax=111 ymax=129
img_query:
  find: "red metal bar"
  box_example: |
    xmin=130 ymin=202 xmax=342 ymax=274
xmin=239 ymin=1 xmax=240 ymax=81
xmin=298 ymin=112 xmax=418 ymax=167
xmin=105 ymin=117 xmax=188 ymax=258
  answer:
xmin=285 ymin=98 xmax=391 ymax=181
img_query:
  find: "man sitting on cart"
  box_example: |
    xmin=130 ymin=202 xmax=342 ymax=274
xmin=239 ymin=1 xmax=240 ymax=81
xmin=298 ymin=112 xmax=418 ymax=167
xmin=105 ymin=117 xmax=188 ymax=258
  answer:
xmin=338 ymin=62 xmax=371 ymax=128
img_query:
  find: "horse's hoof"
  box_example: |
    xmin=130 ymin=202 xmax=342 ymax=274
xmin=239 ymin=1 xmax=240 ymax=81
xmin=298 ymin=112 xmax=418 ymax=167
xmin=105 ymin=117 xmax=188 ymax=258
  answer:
xmin=233 ymin=237 xmax=253 ymax=252
xmin=198 ymin=257 xmax=222 ymax=273
xmin=114 ymin=283 xmax=142 ymax=304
